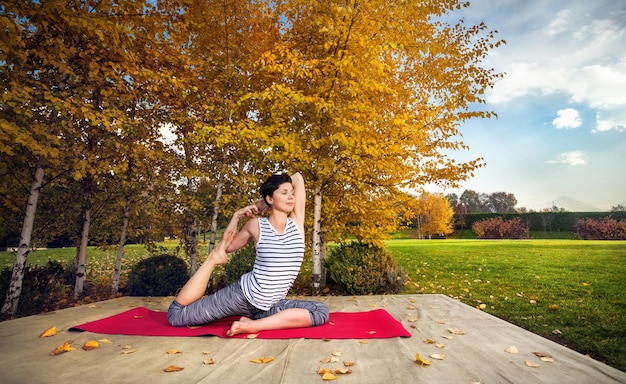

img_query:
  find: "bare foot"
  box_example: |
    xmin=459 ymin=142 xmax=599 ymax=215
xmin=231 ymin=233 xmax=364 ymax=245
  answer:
xmin=209 ymin=230 xmax=236 ymax=266
xmin=227 ymin=317 xmax=256 ymax=336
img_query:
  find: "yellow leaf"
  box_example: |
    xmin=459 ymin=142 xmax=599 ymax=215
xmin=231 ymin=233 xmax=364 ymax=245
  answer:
xmin=359 ymin=340 xmax=368 ymax=344
xmin=447 ymin=328 xmax=466 ymax=335
xmin=203 ymin=358 xmax=215 ymax=365
xmin=415 ymin=353 xmax=432 ymax=366
xmin=99 ymin=338 xmax=113 ymax=344
xmin=164 ymin=365 xmax=184 ymax=372
xmin=322 ymin=372 xmax=338 ymax=380
xmin=250 ymin=357 xmax=274 ymax=363
xmin=166 ymin=349 xmax=181 ymax=354
xmin=39 ymin=326 xmax=57 ymax=338
xmin=50 ymin=341 xmax=76 ymax=356
xmin=82 ymin=340 xmax=100 ymax=351
xmin=331 ymin=351 xmax=342 ymax=357
xmin=423 ymin=338 xmax=436 ymax=344
xmin=334 ymin=368 xmax=352 ymax=374
xmin=429 ymin=353 xmax=445 ymax=360
xmin=343 ymin=361 xmax=355 ymax=367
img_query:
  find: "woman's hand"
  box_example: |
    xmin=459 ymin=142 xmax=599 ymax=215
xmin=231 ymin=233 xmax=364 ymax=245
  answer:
xmin=234 ymin=204 xmax=259 ymax=219
xmin=255 ymin=198 xmax=269 ymax=216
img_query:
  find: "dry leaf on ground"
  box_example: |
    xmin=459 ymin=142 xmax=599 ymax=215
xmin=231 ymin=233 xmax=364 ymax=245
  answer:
xmin=322 ymin=371 xmax=338 ymax=380
xmin=164 ymin=365 xmax=184 ymax=372
xmin=343 ymin=361 xmax=355 ymax=367
xmin=429 ymin=353 xmax=445 ymax=360
xmin=525 ymin=359 xmax=540 ymax=368
xmin=99 ymin=338 xmax=113 ymax=344
xmin=40 ymin=326 xmax=57 ymax=338
xmin=334 ymin=368 xmax=352 ymax=374
xmin=203 ymin=358 xmax=215 ymax=365
xmin=50 ymin=341 xmax=76 ymax=356
xmin=166 ymin=349 xmax=181 ymax=354
xmin=331 ymin=351 xmax=342 ymax=357
xmin=447 ymin=328 xmax=466 ymax=335
xmin=415 ymin=353 xmax=432 ymax=366
xmin=250 ymin=357 xmax=274 ymax=363
xmin=504 ymin=346 xmax=518 ymax=354
xmin=423 ymin=338 xmax=436 ymax=344
xmin=532 ymin=351 xmax=551 ymax=358
xmin=82 ymin=340 xmax=99 ymax=351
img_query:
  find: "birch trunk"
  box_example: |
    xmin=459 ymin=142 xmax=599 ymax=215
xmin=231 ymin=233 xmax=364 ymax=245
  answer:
xmin=1 ymin=159 xmax=45 ymax=316
xmin=111 ymin=200 xmax=130 ymax=294
xmin=73 ymin=205 xmax=91 ymax=299
xmin=311 ymin=184 xmax=325 ymax=294
xmin=208 ymin=172 xmax=224 ymax=254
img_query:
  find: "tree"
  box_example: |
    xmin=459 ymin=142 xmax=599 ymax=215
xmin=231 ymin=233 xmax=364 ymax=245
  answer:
xmin=414 ymin=192 xmax=454 ymax=239
xmin=487 ymin=191 xmax=517 ymax=213
xmin=246 ymin=0 xmax=503 ymax=292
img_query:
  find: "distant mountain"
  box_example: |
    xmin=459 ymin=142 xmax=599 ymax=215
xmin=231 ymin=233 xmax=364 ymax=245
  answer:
xmin=542 ymin=196 xmax=603 ymax=212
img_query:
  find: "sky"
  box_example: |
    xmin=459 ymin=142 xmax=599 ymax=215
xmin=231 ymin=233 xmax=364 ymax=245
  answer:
xmin=429 ymin=0 xmax=626 ymax=211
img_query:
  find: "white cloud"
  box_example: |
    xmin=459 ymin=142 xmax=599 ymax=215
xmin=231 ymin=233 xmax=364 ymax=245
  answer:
xmin=545 ymin=151 xmax=588 ymax=165
xmin=483 ymin=3 xmax=626 ymax=131
xmin=552 ymin=108 xmax=582 ymax=129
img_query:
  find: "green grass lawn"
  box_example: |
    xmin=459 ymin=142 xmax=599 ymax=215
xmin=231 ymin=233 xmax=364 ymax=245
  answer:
xmin=1 ymin=239 xmax=624 ymax=371
xmin=390 ymin=239 xmax=626 ymax=371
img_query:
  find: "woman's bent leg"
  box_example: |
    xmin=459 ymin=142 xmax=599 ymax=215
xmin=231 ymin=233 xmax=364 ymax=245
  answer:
xmin=167 ymin=281 xmax=257 ymax=326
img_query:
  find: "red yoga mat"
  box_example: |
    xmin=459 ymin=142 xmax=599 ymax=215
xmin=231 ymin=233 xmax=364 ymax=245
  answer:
xmin=70 ymin=306 xmax=411 ymax=339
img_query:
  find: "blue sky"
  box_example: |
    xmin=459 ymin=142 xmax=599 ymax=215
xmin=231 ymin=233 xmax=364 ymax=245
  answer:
xmin=431 ymin=0 xmax=626 ymax=211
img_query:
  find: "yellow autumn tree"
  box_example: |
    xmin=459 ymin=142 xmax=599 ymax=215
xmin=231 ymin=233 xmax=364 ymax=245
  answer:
xmin=244 ymin=0 xmax=504 ymax=292
xmin=414 ymin=192 xmax=455 ymax=239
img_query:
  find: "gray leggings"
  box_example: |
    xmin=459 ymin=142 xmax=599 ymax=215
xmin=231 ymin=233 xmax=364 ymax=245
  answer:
xmin=167 ymin=281 xmax=329 ymax=328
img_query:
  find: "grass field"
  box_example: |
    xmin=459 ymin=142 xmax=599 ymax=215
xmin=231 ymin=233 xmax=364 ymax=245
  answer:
xmin=391 ymin=239 xmax=626 ymax=371
xmin=1 ymin=239 xmax=625 ymax=371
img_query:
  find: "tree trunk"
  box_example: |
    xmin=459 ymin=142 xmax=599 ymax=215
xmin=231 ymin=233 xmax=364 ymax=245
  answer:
xmin=74 ymin=205 xmax=91 ymax=299
xmin=111 ymin=199 xmax=130 ymax=294
xmin=1 ymin=159 xmax=45 ymax=316
xmin=311 ymin=184 xmax=325 ymax=295
xmin=208 ymin=172 xmax=224 ymax=254
xmin=189 ymin=220 xmax=198 ymax=276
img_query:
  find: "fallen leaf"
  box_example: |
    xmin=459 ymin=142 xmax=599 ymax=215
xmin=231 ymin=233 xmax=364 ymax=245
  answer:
xmin=552 ymin=329 xmax=562 ymax=335
xmin=437 ymin=319 xmax=446 ymax=324
xmin=441 ymin=335 xmax=453 ymax=340
xmin=82 ymin=340 xmax=99 ymax=351
xmin=164 ymin=365 xmax=184 ymax=372
xmin=540 ymin=356 xmax=554 ymax=363
xmin=343 ymin=361 xmax=355 ymax=367
xmin=447 ymin=328 xmax=466 ymax=335
xmin=99 ymin=338 xmax=113 ymax=344
xmin=423 ymin=338 xmax=436 ymax=344
xmin=40 ymin=326 xmax=57 ymax=338
xmin=407 ymin=305 xmax=416 ymax=310
xmin=415 ymin=353 xmax=432 ymax=366
xmin=532 ymin=351 xmax=551 ymax=358
xmin=247 ymin=333 xmax=259 ymax=339
xmin=122 ymin=344 xmax=133 ymax=349
xmin=322 ymin=371 xmax=338 ymax=380
xmin=435 ymin=343 xmax=445 ymax=348
xmin=203 ymin=358 xmax=215 ymax=365
xmin=504 ymin=346 xmax=519 ymax=354
xmin=330 ymin=357 xmax=340 ymax=363
xmin=87 ymin=304 xmax=101 ymax=308
xmin=407 ymin=318 xmax=418 ymax=323
xmin=549 ymin=304 xmax=560 ymax=309
xmin=50 ymin=341 xmax=76 ymax=356
xmin=478 ymin=304 xmax=487 ymax=310
xmin=202 ymin=350 xmax=213 ymax=355
xmin=121 ymin=349 xmax=137 ymax=354
xmin=331 ymin=351 xmax=342 ymax=357
xmin=320 ymin=358 xmax=331 ymax=363
xmin=166 ymin=349 xmax=181 ymax=354
xmin=525 ymin=359 xmax=540 ymax=368
xmin=318 ymin=368 xmax=332 ymax=374
xmin=582 ymin=282 xmax=590 ymax=286
xmin=334 ymin=368 xmax=352 ymax=374
xmin=250 ymin=357 xmax=274 ymax=363
xmin=359 ymin=340 xmax=368 ymax=344
xmin=529 ymin=300 xmax=537 ymax=304
xmin=429 ymin=353 xmax=445 ymax=360
xmin=187 ymin=325 xmax=201 ymax=329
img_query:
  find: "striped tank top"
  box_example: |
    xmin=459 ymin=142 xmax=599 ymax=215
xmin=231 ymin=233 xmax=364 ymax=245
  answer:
xmin=239 ymin=217 xmax=305 ymax=311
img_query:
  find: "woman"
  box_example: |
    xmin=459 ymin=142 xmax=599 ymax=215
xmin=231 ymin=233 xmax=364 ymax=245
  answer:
xmin=167 ymin=172 xmax=329 ymax=336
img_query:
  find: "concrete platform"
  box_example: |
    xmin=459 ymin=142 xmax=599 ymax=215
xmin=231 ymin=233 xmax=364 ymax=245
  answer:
xmin=0 ymin=294 xmax=624 ymax=384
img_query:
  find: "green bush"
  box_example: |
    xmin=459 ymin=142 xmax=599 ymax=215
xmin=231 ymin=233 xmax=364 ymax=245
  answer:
xmin=0 ymin=260 xmax=73 ymax=318
xmin=326 ymin=242 xmax=407 ymax=295
xmin=126 ymin=254 xmax=188 ymax=296
xmin=222 ymin=244 xmax=256 ymax=286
